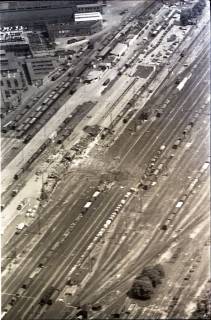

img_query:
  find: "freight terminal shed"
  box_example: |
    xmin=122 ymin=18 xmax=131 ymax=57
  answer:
xmin=98 ymin=46 xmax=112 ymax=59
xmin=74 ymin=12 xmax=103 ymax=23
xmin=110 ymin=43 xmax=128 ymax=57
xmin=76 ymin=3 xmax=103 ymax=14
xmin=126 ymin=33 xmax=138 ymax=46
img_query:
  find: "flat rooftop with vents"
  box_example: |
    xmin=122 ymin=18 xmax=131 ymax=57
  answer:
xmin=74 ymin=12 xmax=103 ymax=23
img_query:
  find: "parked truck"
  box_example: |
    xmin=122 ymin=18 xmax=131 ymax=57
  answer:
xmin=40 ymin=286 xmax=61 ymax=306
xmin=16 ymin=223 xmax=27 ymax=234
xmin=82 ymin=201 xmax=92 ymax=214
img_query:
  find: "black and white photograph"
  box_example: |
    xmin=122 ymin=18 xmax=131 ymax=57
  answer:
xmin=0 ymin=0 xmax=210 ymax=319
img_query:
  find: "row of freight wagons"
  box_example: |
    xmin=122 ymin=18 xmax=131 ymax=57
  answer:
xmin=15 ymin=81 xmax=72 ymax=139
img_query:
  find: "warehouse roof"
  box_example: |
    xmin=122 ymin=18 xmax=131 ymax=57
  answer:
xmin=74 ymin=12 xmax=103 ymax=22
xmin=0 ymin=52 xmax=18 ymax=71
xmin=26 ymin=56 xmax=57 ymax=81
xmin=110 ymin=43 xmax=128 ymax=56
xmin=98 ymin=46 xmax=111 ymax=58
xmin=77 ymin=3 xmax=102 ymax=8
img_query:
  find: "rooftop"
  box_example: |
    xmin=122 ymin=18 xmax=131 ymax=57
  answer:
xmin=74 ymin=12 xmax=103 ymax=22
xmin=110 ymin=43 xmax=128 ymax=56
xmin=77 ymin=3 xmax=102 ymax=8
xmin=26 ymin=56 xmax=57 ymax=81
xmin=0 ymin=52 xmax=19 ymax=71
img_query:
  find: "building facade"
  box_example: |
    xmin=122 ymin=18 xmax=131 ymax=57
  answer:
xmin=47 ymin=20 xmax=102 ymax=40
xmin=0 ymin=31 xmax=31 ymax=56
xmin=25 ymin=56 xmax=57 ymax=85
xmin=0 ymin=50 xmax=28 ymax=112
xmin=76 ymin=3 xmax=103 ymax=14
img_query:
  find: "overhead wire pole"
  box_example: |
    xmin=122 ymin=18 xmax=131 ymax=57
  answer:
xmin=161 ymin=157 xmax=169 ymax=178
xmin=109 ymin=107 xmax=113 ymax=130
xmin=12 ymin=235 xmax=17 ymax=265
xmin=39 ymin=159 xmax=52 ymax=235
xmin=37 ymin=209 xmax=41 ymax=235
xmin=39 ymin=166 xmax=45 ymax=236
xmin=139 ymin=187 xmax=144 ymax=214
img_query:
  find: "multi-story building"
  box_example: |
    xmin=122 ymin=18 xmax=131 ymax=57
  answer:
xmin=25 ymin=56 xmax=57 ymax=85
xmin=74 ymin=12 xmax=103 ymax=23
xmin=0 ymin=30 xmax=31 ymax=56
xmin=0 ymin=50 xmax=28 ymax=112
xmin=73 ymin=12 xmax=103 ymax=35
xmin=47 ymin=11 xmax=103 ymax=40
xmin=74 ymin=20 xmax=103 ymax=35
xmin=76 ymin=3 xmax=103 ymax=14
xmin=47 ymin=19 xmax=102 ymax=40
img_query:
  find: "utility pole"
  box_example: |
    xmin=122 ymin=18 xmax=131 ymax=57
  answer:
xmin=21 ymin=148 xmax=25 ymax=163
xmin=138 ymin=189 xmax=143 ymax=213
xmin=109 ymin=108 xmax=113 ymax=130
xmin=123 ymin=213 xmax=131 ymax=235
xmin=89 ymin=255 xmax=95 ymax=273
xmin=183 ymin=129 xmax=192 ymax=143
xmin=133 ymin=119 xmax=137 ymax=133
xmin=162 ymin=157 xmax=169 ymax=177
xmin=109 ymin=231 xmax=123 ymax=246
xmin=11 ymin=232 xmax=18 ymax=264
xmin=38 ymin=173 xmax=43 ymax=236
xmin=37 ymin=211 xmax=41 ymax=235
xmin=87 ymin=251 xmax=93 ymax=273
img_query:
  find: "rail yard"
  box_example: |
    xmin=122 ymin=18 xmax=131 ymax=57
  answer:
xmin=1 ymin=0 xmax=210 ymax=319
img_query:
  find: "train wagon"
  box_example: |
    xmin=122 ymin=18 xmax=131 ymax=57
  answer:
xmin=40 ymin=287 xmax=56 ymax=305
xmin=23 ymin=117 xmax=31 ymax=124
xmin=82 ymin=201 xmax=92 ymax=214
xmin=69 ymin=88 xmax=76 ymax=95
xmin=16 ymin=124 xmax=25 ymax=132
xmin=29 ymin=267 xmax=42 ymax=280
xmin=23 ymin=124 xmax=31 ymax=132
xmin=48 ymin=289 xmax=60 ymax=305
xmin=16 ymin=131 xmax=24 ymax=139
xmin=22 ymin=278 xmax=33 ymax=289
xmin=36 ymin=105 xmax=42 ymax=112
xmin=41 ymin=104 xmax=50 ymax=112
xmin=2 ymin=121 xmax=13 ymax=133
xmin=25 ymin=101 xmax=34 ymax=110
xmin=10 ymin=121 xmax=17 ymax=130
xmin=58 ymin=87 xmax=65 ymax=95
xmin=103 ymin=78 xmax=110 ymax=86
xmin=51 ymin=73 xmax=60 ymax=81
xmin=62 ymin=82 xmax=70 ymax=89
xmin=23 ymin=134 xmax=33 ymax=144
xmin=20 ymin=109 xmax=28 ymax=116
xmin=52 ymin=93 xmax=60 ymax=101
xmin=42 ymin=97 xmax=50 ymax=105
xmin=92 ymin=191 xmax=100 ymax=200
xmin=172 ymin=138 xmax=182 ymax=149
xmin=15 ymin=114 xmax=22 ymax=122
xmin=29 ymin=117 xmax=37 ymax=125
xmin=16 ymin=223 xmax=27 ymax=233
xmin=36 ymin=111 xmax=43 ymax=119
